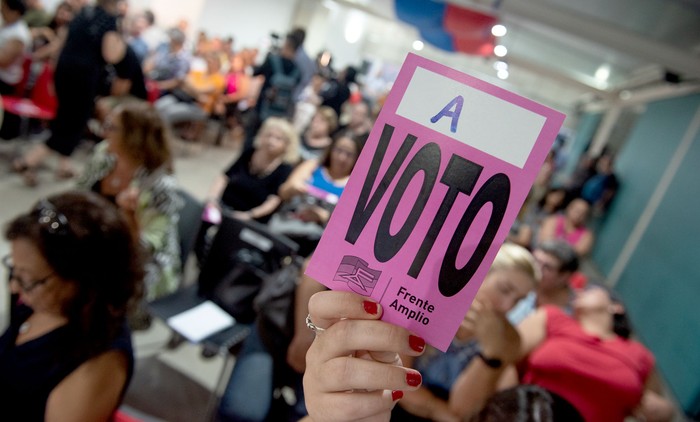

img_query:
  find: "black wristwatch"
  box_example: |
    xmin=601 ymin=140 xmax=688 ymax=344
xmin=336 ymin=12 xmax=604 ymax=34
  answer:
xmin=477 ymin=351 xmax=503 ymax=369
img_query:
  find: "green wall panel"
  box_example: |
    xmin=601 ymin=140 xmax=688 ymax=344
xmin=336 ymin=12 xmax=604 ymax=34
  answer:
xmin=592 ymin=94 xmax=700 ymax=416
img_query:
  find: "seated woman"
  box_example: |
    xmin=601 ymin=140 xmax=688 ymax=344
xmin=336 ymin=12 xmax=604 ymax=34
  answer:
xmin=30 ymin=1 xmax=75 ymax=63
xmin=511 ymin=284 xmax=674 ymax=422
xmin=214 ymin=51 xmax=252 ymax=145
xmin=538 ymin=197 xmax=594 ymax=256
xmin=77 ymin=100 xmax=182 ymax=303
xmin=273 ymin=130 xmax=366 ymax=257
xmin=392 ymin=244 xmax=540 ymax=421
xmin=195 ymin=116 xmax=299 ymax=262
xmin=298 ymin=105 xmax=338 ymax=161
xmin=0 ymin=191 xmax=143 ymax=421
xmin=301 ymin=286 xmax=674 ymax=422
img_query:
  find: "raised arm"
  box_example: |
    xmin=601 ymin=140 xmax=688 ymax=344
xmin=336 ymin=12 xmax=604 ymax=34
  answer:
xmin=515 ymin=307 xmax=547 ymax=359
xmin=448 ymin=300 xmax=522 ymax=419
xmin=303 ymin=290 xmax=426 ymax=422
xmin=278 ymin=159 xmax=317 ymax=201
xmin=286 ymin=261 xmax=326 ymax=373
xmin=537 ymin=215 xmax=557 ymax=246
xmin=574 ymin=230 xmax=594 ymax=257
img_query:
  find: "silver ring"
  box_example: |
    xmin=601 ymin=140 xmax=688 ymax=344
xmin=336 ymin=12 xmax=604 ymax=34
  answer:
xmin=306 ymin=314 xmax=325 ymax=333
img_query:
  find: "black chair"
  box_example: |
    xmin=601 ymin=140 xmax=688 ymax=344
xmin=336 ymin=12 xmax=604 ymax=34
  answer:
xmin=148 ymin=212 xmax=299 ymax=420
xmin=149 ymin=212 xmax=299 ymax=352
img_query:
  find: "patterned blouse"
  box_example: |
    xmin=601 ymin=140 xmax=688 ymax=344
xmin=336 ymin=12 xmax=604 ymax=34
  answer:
xmin=78 ymin=141 xmax=183 ymax=301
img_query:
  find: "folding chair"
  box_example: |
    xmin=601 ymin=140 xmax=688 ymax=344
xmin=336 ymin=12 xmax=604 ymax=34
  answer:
xmin=0 ymin=59 xmax=57 ymax=139
xmin=148 ymin=212 xmax=299 ymax=419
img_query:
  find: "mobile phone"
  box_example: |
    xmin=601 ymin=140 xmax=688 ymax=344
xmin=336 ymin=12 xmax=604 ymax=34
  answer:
xmin=202 ymin=204 xmax=222 ymax=224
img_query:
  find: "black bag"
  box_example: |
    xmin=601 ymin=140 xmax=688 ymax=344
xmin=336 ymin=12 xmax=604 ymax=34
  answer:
xmin=253 ymin=255 xmax=304 ymax=343
xmin=197 ymin=215 xmax=298 ymax=324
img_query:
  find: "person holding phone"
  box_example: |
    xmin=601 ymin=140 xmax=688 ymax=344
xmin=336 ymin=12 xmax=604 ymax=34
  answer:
xmin=195 ymin=117 xmax=299 ymax=263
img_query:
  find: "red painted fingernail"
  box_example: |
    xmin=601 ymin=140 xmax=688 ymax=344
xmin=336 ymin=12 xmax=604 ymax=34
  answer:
xmin=363 ymin=300 xmax=378 ymax=315
xmin=392 ymin=390 xmax=403 ymax=401
xmin=409 ymin=335 xmax=425 ymax=352
xmin=406 ymin=372 xmax=422 ymax=387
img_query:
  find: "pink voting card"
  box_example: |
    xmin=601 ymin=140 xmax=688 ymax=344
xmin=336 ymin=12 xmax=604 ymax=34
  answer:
xmin=305 ymin=53 xmax=565 ymax=351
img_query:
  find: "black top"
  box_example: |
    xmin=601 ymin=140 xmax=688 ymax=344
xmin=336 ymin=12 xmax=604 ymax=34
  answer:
xmin=0 ymin=305 xmax=134 ymax=421
xmin=57 ymin=6 xmax=117 ymax=66
xmin=113 ymin=45 xmax=148 ymax=100
xmin=320 ymin=78 xmax=351 ymax=116
xmin=253 ymin=53 xmax=301 ymax=114
xmin=220 ymin=148 xmax=292 ymax=222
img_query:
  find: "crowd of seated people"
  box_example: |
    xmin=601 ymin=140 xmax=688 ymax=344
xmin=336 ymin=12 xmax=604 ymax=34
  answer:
xmin=0 ymin=4 xmax=677 ymax=422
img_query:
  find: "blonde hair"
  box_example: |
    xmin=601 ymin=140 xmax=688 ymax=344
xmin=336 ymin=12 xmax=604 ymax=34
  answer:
xmin=315 ymin=105 xmax=338 ymax=134
xmin=489 ymin=243 xmax=540 ymax=286
xmin=254 ymin=117 xmax=300 ymax=164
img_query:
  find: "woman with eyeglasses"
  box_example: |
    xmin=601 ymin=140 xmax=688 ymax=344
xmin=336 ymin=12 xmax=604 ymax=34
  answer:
xmin=274 ymin=130 xmax=367 ymax=257
xmin=77 ymin=100 xmax=182 ymax=309
xmin=0 ymin=191 xmax=143 ymax=421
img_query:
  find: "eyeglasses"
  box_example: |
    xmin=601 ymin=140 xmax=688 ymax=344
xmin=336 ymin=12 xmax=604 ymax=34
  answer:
xmin=332 ymin=147 xmax=357 ymax=159
xmin=2 ymin=255 xmax=54 ymax=292
xmin=34 ymin=199 xmax=69 ymax=235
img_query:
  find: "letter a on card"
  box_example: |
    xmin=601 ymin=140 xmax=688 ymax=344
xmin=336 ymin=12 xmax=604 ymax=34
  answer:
xmin=305 ymin=53 xmax=566 ymax=351
xmin=430 ymin=95 xmax=464 ymax=133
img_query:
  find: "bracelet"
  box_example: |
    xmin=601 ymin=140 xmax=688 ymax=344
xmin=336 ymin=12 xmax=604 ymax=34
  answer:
xmin=476 ymin=351 xmax=503 ymax=369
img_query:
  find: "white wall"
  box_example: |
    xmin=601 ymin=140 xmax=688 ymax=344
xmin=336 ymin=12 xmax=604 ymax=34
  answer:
xmin=196 ymin=0 xmax=298 ymax=51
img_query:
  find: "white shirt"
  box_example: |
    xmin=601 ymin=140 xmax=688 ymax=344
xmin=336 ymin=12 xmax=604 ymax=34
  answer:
xmin=0 ymin=19 xmax=31 ymax=85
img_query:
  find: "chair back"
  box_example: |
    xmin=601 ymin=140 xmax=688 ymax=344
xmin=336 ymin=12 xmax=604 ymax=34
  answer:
xmin=29 ymin=62 xmax=57 ymax=113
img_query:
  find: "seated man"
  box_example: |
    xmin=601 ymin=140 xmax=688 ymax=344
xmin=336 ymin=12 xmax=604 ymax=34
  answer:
xmin=155 ymin=51 xmax=225 ymax=140
xmin=508 ymin=239 xmax=579 ymax=324
xmin=143 ymin=27 xmax=190 ymax=97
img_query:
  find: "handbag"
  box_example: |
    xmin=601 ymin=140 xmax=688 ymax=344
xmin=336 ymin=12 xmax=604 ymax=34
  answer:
xmin=254 ymin=255 xmax=304 ymax=346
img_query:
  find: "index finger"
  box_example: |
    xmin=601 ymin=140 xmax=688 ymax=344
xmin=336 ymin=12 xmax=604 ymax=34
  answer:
xmin=308 ymin=290 xmax=382 ymax=330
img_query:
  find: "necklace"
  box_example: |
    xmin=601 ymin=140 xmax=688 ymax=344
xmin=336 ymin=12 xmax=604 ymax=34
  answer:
xmin=250 ymin=155 xmax=282 ymax=178
xmin=19 ymin=321 xmax=31 ymax=334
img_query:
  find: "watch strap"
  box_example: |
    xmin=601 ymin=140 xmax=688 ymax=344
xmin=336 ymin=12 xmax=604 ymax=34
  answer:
xmin=477 ymin=351 xmax=503 ymax=369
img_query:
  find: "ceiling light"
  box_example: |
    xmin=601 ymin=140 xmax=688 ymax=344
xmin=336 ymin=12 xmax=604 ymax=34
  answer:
xmin=413 ymin=40 xmax=424 ymax=51
xmin=493 ymin=60 xmax=508 ymax=71
xmin=493 ymin=45 xmax=508 ymax=57
xmin=595 ymin=65 xmax=610 ymax=82
xmin=344 ymin=11 xmax=365 ymax=44
xmin=491 ymin=24 xmax=507 ymax=37
xmin=497 ymin=69 xmax=509 ymax=80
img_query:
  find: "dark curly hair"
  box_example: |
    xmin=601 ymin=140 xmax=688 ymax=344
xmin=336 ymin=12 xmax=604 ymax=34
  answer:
xmin=5 ymin=191 xmax=144 ymax=361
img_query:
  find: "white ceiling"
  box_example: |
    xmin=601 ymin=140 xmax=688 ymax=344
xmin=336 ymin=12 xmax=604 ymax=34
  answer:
xmin=324 ymin=0 xmax=700 ymax=116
